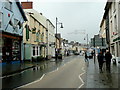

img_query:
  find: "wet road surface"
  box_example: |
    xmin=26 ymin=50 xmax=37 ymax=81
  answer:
xmin=17 ymin=56 xmax=85 ymax=88
xmin=2 ymin=55 xmax=82 ymax=89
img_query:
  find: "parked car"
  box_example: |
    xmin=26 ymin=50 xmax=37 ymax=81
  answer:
xmin=74 ymin=52 xmax=79 ymax=55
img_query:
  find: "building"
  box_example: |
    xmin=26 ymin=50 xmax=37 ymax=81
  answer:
xmin=46 ymin=19 xmax=55 ymax=59
xmin=104 ymin=0 xmax=120 ymax=58
xmin=100 ymin=18 xmax=106 ymax=38
xmin=55 ymin=33 xmax=62 ymax=55
xmin=0 ymin=0 xmax=27 ymax=62
xmin=22 ymin=2 xmax=47 ymax=60
xmin=90 ymin=34 xmax=106 ymax=49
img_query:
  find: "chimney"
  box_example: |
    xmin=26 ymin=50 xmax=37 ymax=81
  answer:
xmin=21 ymin=2 xmax=33 ymax=9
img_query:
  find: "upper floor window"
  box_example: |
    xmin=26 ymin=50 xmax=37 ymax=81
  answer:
xmin=5 ymin=1 xmax=12 ymax=11
xmin=114 ymin=15 xmax=117 ymax=32
xmin=113 ymin=2 xmax=116 ymax=13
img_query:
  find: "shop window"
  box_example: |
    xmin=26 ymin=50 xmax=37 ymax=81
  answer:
xmin=12 ymin=40 xmax=20 ymax=61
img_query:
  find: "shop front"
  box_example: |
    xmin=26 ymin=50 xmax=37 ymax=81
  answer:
xmin=1 ymin=32 xmax=22 ymax=62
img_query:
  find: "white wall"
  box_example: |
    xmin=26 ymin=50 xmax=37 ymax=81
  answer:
xmin=2 ymin=1 xmax=24 ymax=36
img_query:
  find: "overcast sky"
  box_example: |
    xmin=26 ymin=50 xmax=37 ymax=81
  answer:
xmin=20 ymin=0 xmax=107 ymax=44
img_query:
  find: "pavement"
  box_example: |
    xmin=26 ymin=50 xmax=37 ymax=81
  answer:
xmin=1 ymin=61 xmax=37 ymax=77
xmin=85 ymin=57 xmax=120 ymax=88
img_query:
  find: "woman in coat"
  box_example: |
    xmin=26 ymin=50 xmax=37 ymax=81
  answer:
xmin=97 ymin=51 xmax=104 ymax=72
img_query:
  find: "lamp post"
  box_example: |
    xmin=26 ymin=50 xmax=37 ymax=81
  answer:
xmin=55 ymin=17 xmax=63 ymax=60
xmin=93 ymin=36 xmax=96 ymax=64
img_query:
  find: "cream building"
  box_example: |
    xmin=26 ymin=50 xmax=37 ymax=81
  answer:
xmin=23 ymin=9 xmax=47 ymax=60
xmin=100 ymin=18 xmax=106 ymax=38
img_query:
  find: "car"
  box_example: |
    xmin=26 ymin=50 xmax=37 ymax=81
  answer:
xmin=74 ymin=52 xmax=79 ymax=55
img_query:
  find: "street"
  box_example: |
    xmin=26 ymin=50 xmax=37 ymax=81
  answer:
xmin=17 ymin=56 xmax=85 ymax=88
xmin=2 ymin=55 xmax=120 ymax=89
xmin=2 ymin=56 xmax=86 ymax=89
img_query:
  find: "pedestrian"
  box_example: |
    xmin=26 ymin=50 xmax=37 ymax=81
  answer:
xmin=91 ymin=51 xmax=94 ymax=58
xmin=97 ymin=51 xmax=104 ymax=73
xmin=85 ymin=51 xmax=88 ymax=62
xmin=105 ymin=50 xmax=112 ymax=73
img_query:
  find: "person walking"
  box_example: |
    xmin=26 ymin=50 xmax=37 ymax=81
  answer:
xmin=97 ymin=51 xmax=104 ymax=73
xmin=85 ymin=51 xmax=88 ymax=62
xmin=105 ymin=50 xmax=112 ymax=73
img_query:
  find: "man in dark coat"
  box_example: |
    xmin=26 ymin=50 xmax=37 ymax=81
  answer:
xmin=97 ymin=51 xmax=104 ymax=72
xmin=105 ymin=50 xmax=112 ymax=72
xmin=85 ymin=52 xmax=88 ymax=62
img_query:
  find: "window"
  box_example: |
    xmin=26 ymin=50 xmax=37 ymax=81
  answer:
xmin=114 ymin=15 xmax=117 ymax=32
xmin=14 ymin=19 xmax=19 ymax=25
xmin=5 ymin=1 xmax=12 ymax=11
xmin=14 ymin=19 xmax=19 ymax=32
xmin=33 ymin=47 xmax=35 ymax=56
xmin=110 ymin=21 xmax=113 ymax=36
xmin=36 ymin=47 xmax=38 ymax=55
xmin=113 ymin=2 xmax=116 ymax=12
xmin=25 ymin=25 xmax=30 ymax=41
xmin=0 ymin=12 xmax=3 ymax=28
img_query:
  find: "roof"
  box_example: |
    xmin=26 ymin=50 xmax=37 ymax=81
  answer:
xmin=16 ymin=1 xmax=27 ymax=21
xmin=47 ymin=19 xmax=55 ymax=28
xmin=24 ymin=9 xmax=47 ymax=28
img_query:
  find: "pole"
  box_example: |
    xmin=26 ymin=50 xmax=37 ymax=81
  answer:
xmin=93 ymin=37 xmax=96 ymax=64
xmin=55 ymin=17 xmax=57 ymax=60
xmin=87 ymin=34 xmax=88 ymax=48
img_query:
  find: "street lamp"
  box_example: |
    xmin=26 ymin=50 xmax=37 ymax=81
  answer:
xmin=55 ymin=17 xmax=63 ymax=60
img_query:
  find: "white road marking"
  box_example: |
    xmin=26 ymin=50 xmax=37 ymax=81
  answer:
xmin=14 ymin=58 xmax=78 ymax=89
xmin=14 ymin=74 xmax=45 ymax=89
xmin=78 ymin=67 xmax=86 ymax=88
xmin=0 ymin=71 xmax=25 ymax=79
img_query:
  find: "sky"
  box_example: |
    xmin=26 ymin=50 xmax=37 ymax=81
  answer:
xmin=20 ymin=0 xmax=107 ymax=44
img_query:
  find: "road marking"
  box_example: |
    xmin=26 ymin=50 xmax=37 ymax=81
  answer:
xmin=78 ymin=67 xmax=86 ymax=88
xmin=0 ymin=71 xmax=25 ymax=79
xmin=14 ymin=74 xmax=45 ymax=89
xmin=13 ymin=58 xmax=79 ymax=89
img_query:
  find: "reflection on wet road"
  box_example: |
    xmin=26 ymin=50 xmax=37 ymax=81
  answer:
xmin=2 ymin=56 xmax=78 ymax=89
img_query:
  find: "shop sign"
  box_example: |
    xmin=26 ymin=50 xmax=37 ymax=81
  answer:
xmin=113 ymin=36 xmax=120 ymax=42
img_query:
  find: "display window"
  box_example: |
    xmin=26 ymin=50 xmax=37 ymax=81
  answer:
xmin=12 ymin=40 xmax=21 ymax=61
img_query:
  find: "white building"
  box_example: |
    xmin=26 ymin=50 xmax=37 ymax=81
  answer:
xmin=103 ymin=0 xmax=120 ymax=62
xmin=0 ymin=0 xmax=27 ymax=62
xmin=105 ymin=1 xmax=120 ymax=59
xmin=46 ymin=19 xmax=55 ymax=59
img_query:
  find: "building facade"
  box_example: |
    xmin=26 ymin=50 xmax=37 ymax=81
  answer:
xmin=46 ymin=19 xmax=55 ymax=59
xmin=0 ymin=0 xmax=27 ymax=62
xmin=22 ymin=2 xmax=48 ymax=60
xmin=90 ymin=35 xmax=106 ymax=49
xmin=104 ymin=1 xmax=120 ymax=58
